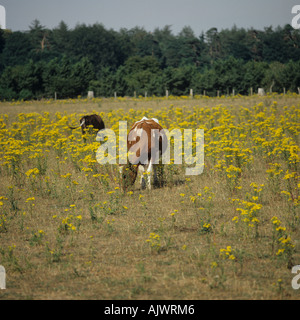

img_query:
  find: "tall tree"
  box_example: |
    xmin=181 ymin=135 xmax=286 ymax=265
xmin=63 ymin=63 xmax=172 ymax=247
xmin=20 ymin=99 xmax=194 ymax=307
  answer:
xmin=68 ymin=23 xmax=123 ymax=71
xmin=29 ymin=19 xmax=50 ymax=53
xmin=220 ymin=26 xmax=252 ymax=61
xmin=205 ymin=28 xmax=222 ymax=63
xmin=51 ymin=21 xmax=70 ymax=55
xmin=1 ymin=32 xmax=33 ymax=66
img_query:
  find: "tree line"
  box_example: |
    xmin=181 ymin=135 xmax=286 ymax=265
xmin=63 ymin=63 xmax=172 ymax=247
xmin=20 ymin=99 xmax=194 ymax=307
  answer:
xmin=0 ymin=20 xmax=300 ymax=100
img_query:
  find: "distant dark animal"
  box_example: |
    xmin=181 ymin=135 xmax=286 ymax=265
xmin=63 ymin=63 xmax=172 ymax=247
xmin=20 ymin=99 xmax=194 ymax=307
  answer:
xmin=68 ymin=114 xmax=105 ymax=140
xmin=119 ymin=117 xmax=167 ymax=190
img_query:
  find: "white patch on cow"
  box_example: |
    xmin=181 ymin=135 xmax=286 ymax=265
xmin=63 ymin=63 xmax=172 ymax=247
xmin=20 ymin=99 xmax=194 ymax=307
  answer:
xmin=80 ymin=118 xmax=86 ymax=127
xmin=134 ymin=116 xmax=159 ymax=126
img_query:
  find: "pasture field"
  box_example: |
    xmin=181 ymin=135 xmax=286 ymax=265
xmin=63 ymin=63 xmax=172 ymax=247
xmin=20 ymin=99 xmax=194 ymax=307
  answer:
xmin=0 ymin=94 xmax=299 ymax=300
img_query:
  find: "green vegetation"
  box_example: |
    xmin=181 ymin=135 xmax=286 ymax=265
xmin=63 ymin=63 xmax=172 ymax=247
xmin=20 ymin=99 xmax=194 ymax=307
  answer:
xmin=0 ymin=21 xmax=300 ymax=100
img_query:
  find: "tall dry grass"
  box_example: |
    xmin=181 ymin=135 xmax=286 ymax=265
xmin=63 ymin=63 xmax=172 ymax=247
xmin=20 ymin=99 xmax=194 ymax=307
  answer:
xmin=0 ymin=94 xmax=299 ymax=299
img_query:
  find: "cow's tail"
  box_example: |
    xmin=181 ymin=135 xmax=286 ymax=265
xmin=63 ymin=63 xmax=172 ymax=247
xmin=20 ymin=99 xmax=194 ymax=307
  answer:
xmin=68 ymin=125 xmax=79 ymax=130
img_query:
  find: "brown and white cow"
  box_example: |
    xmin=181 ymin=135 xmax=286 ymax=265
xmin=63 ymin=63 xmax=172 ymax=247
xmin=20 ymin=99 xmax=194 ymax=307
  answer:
xmin=120 ymin=117 xmax=167 ymax=190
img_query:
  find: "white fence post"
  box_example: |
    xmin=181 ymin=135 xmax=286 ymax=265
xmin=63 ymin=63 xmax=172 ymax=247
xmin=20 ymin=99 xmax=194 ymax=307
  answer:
xmin=87 ymin=91 xmax=94 ymax=99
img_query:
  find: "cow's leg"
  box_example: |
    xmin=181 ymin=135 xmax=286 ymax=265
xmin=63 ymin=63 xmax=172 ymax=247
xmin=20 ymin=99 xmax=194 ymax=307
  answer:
xmin=146 ymin=160 xmax=153 ymax=190
xmin=139 ymin=165 xmax=146 ymax=189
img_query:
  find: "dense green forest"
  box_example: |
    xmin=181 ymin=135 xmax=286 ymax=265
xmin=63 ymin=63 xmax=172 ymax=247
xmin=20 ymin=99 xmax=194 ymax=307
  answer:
xmin=0 ymin=20 xmax=300 ymax=100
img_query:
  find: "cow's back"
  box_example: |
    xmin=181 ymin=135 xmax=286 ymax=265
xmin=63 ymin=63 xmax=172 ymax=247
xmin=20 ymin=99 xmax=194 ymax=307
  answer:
xmin=127 ymin=119 xmax=167 ymax=165
xmin=91 ymin=114 xmax=105 ymax=130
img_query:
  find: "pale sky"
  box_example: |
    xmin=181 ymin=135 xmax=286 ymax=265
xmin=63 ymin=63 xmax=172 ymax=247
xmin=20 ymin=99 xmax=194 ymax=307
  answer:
xmin=0 ymin=0 xmax=299 ymax=35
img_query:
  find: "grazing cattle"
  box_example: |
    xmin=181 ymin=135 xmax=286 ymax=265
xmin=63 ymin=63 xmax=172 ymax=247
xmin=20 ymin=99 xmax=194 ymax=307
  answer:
xmin=69 ymin=114 xmax=105 ymax=140
xmin=120 ymin=117 xmax=167 ymax=190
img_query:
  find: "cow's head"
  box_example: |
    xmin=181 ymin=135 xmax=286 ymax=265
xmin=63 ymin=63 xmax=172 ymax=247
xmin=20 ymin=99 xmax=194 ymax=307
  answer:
xmin=80 ymin=116 xmax=93 ymax=133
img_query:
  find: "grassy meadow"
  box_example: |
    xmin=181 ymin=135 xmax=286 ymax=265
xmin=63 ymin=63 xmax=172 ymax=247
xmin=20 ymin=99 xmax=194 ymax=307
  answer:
xmin=0 ymin=94 xmax=299 ymax=300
